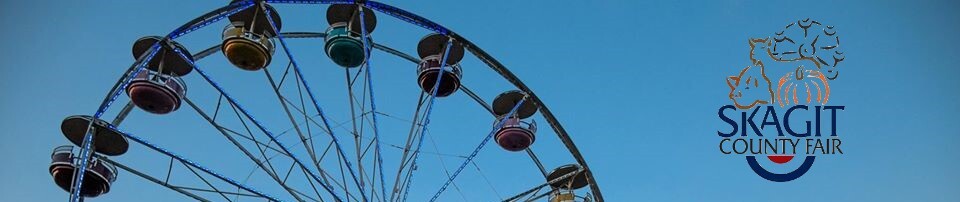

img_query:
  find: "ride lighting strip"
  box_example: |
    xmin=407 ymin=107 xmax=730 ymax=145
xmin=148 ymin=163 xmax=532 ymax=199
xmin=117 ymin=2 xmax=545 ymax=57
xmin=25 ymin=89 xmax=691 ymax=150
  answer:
xmin=357 ymin=6 xmax=389 ymax=201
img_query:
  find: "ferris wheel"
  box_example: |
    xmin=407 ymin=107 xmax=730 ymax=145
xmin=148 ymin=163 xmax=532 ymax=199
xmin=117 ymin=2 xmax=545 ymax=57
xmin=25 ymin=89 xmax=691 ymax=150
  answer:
xmin=49 ymin=1 xmax=603 ymax=201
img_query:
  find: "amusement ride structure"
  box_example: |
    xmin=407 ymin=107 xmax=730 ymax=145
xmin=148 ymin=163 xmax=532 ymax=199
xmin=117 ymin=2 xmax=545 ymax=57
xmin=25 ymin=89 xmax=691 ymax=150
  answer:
xmin=49 ymin=1 xmax=602 ymax=201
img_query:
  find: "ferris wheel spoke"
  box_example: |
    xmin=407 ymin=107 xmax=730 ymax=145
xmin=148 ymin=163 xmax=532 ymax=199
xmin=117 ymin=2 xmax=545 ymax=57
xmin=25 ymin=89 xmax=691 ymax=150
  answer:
xmin=471 ymin=159 xmax=503 ymax=200
xmin=165 ymin=157 xmax=175 ymax=184
xmin=522 ymin=187 xmax=544 ymax=202
xmin=291 ymin=69 xmax=320 ymax=171
xmin=185 ymin=97 xmax=307 ymax=201
xmin=356 ymin=5 xmax=389 ymax=200
xmin=277 ymin=97 xmax=369 ymax=148
xmin=216 ymin=124 xmax=286 ymax=155
xmin=275 ymin=61 xmax=295 ymax=90
xmin=397 ymin=105 xmax=433 ymax=201
xmin=390 ymin=92 xmax=426 ymax=201
xmin=428 ymin=95 xmax=529 ymax=202
xmin=399 ymin=36 xmax=458 ymax=202
xmin=356 ymin=136 xmax=385 ymax=200
xmin=314 ymin=141 xmax=336 ymax=179
xmin=174 ymin=45 xmax=340 ymax=199
xmin=181 ymin=161 xmax=234 ymax=202
xmin=271 ymin=95 xmax=382 ymax=189
xmin=112 ymin=128 xmax=282 ymax=201
xmin=171 ymin=186 xmax=264 ymax=199
xmin=522 ymin=189 xmax=553 ymax=202
xmin=211 ymin=94 xmax=223 ymax=122
xmin=256 ymin=139 xmax=343 ymax=202
xmin=260 ymin=6 xmax=368 ymax=200
xmin=344 ymin=66 xmax=386 ymax=202
xmin=264 ymin=68 xmax=330 ymax=194
xmin=368 ymin=144 xmax=385 ymax=202
xmin=270 ymin=98 xmax=460 ymax=193
xmin=334 ymin=145 xmax=351 ymax=201
xmin=267 ymin=144 xmax=365 ymax=202
xmin=98 ymin=157 xmax=213 ymax=202
xmin=287 ymin=162 xmax=326 ymax=202
xmin=226 ymin=99 xmax=282 ymax=178
xmin=343 ymin=68 xmax=365 ymax=202
xmin=502 ymin=167 xmax=584 ymax=202
xmin=285 ymin=182 xmax=324 ymax=202
xmin=425 ymin=130 xmax=469 ymax=201
xmin=312 ymin=140 xmax=366 ymax=202
xmin=280 ymin=156 xmax=322 ymax=201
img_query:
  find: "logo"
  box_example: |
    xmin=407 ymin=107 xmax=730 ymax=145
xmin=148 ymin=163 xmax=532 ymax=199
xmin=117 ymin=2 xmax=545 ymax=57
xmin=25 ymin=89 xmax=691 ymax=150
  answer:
xmin=717 ymin=19 xmax=845 ymax=182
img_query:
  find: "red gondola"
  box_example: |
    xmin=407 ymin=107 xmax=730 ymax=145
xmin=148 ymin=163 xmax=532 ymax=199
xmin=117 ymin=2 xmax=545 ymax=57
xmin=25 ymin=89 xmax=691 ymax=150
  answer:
xmin=494 ymin=115 xmax=537 ymax=151
xmin=125 ymin=70 xmax=186 ymax=114
xmin=416 ymin=33 xmax=464 ymax=97
xmin=49 ymin=145 xmax=117 ymax=198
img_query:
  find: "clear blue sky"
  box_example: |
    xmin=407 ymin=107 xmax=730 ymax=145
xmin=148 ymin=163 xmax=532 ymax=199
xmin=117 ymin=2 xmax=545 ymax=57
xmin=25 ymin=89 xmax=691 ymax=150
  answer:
xmin=1 ymin=0 xmax=958 ymax=201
